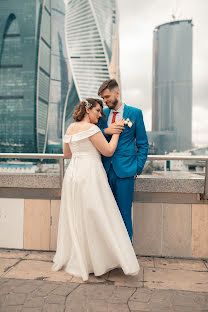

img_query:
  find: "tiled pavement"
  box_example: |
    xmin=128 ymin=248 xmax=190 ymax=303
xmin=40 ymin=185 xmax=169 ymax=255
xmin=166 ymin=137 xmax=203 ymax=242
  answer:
xmin=0 ymin=249 xmax=208 ymax=312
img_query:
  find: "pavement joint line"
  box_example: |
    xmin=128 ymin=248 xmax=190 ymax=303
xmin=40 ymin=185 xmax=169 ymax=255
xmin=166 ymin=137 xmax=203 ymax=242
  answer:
xmin=127 ymin=287 xmax=137 ymax=312
xmin=142 ymin=266 xmax=144 ymax=287
xmin=23 ymin=258 xmax=53 ymax=263
xmin=4 ymin=258 xmax=23 ymax=272
xmin=145 ymin=266 xmax=208 ymax=272
xmin=65 ymin=283 xmax=81 ymax=301
xmin=0 ymin=258 xmax=23 ymax=278
xmin=203 ymin=260 xmax=208 ymax=271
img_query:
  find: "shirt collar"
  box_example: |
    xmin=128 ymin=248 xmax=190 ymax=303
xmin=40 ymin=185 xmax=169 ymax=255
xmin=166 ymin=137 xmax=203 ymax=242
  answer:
xmin=112 ymin=102 xmax=124 ymax=113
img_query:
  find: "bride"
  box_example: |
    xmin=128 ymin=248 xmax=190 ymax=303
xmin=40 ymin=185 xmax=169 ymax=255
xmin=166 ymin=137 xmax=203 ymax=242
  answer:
xmin=52 ymin=98 xmax=139 ymax=281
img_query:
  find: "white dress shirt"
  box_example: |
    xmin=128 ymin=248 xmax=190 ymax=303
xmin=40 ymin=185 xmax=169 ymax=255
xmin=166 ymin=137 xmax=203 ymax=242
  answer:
xmin=107 ymin=102 xmax=124 ymax=126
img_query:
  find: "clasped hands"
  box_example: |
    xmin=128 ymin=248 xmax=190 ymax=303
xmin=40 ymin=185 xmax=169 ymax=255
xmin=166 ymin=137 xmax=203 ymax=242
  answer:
xmin=104 ymin=119 xmax=125 ymax=135
xmin=104 ymin=119 xmax=138 ymax=178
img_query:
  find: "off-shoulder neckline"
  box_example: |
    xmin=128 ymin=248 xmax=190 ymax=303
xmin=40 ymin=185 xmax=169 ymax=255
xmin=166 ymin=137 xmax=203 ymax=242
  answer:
xmin=64 ymin=124 xmax=98 ymax=137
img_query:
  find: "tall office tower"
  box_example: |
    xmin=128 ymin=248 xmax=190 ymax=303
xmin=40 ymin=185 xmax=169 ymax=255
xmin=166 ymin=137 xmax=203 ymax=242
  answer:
xmin=64 ymin=0 xmax=120 ymax=127
xmin=0 ymin=0 xmax=53 ymax=153
xmin=152 ymin=20 xmax=193 ymax=151
xmin=0 ymin=0 xmax=119 ymax=153
xmin=46 ymin=0 xmax=72 ymax=153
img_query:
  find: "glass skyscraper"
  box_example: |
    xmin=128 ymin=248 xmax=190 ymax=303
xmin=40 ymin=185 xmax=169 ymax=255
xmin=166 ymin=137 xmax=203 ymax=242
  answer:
xmin=46 ymin=0 xmax=71 ymax=153
xmin=152 ymin=20 xmax=193 ymax=152
xmin=0 ymin=0 xmax=119 ymax=153
xmin=64 ymin=0 xmax=119 ymax=117
xmin=0 ymin=0 xmax=52 ymax=153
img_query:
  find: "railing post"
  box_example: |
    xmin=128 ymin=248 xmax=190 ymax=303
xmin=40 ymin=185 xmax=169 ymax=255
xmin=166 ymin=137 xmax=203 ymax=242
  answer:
xmin=59 ymin=158 xmax=64 ymax=187
xmin=203 ymin=161 xmax=208 ymax=200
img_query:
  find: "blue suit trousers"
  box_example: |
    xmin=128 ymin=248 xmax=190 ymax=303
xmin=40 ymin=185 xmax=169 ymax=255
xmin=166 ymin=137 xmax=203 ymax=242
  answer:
xmin=108 ymin=165 xmax=134 ymax=242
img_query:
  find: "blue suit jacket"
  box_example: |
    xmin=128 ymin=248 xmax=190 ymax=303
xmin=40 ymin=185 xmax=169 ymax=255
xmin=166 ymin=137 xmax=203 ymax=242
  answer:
xmin=98 ymin=104 xmax=149 ymax=178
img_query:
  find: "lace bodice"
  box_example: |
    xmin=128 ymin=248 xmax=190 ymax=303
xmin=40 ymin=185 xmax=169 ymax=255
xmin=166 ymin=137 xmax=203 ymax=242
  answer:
xmin=63 ymin=124 xmax=101 ymax=157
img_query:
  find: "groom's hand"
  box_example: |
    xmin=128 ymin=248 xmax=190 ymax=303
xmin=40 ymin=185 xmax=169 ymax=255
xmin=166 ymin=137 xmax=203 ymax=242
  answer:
xmin=104 ymin=120 xmax=124 ymax=135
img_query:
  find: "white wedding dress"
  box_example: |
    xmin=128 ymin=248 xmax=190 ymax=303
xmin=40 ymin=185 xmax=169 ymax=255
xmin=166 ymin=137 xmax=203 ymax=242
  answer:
xmin=52 ymin=124 xmax=139 ymax=281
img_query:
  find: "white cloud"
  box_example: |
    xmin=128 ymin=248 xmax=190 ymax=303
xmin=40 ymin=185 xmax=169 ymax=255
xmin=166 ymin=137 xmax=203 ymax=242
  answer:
xmin=192 ymin=106 xmax=208 ymax=147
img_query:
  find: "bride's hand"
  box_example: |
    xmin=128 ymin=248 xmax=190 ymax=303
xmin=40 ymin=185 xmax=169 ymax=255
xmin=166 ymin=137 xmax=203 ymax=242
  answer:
xmin=115 ymin=118 xmax=125 ymax=127
xmin=104 ymin=119 xmax=124 ymax=135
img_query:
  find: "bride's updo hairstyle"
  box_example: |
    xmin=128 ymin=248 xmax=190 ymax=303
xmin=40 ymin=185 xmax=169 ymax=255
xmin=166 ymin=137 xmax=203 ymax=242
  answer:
xmin=73 ymin=98 xmax=104 ymax=121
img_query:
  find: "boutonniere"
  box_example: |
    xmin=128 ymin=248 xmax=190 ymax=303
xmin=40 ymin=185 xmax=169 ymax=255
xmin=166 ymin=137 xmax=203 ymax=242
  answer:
xmin=124 ymin=118 xmax=133 ymax=128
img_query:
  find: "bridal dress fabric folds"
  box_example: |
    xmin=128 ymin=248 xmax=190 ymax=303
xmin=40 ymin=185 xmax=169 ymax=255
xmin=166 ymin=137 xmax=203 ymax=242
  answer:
xmin=52 ymin=125 xmax=139 ymax=281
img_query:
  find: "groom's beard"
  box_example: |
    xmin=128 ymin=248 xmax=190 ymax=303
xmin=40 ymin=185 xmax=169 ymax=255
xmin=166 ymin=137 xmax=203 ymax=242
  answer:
xmin=109 ymin=98 xmax=118 ymax=109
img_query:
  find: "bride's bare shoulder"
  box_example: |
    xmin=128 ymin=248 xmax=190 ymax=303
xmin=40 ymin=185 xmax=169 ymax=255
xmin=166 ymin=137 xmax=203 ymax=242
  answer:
xmin=66 ymin=122 xmax=95 ymax=135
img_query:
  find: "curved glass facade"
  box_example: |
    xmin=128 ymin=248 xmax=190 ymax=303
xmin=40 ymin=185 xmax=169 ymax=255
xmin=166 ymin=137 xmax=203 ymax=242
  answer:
xmin=0 ymin=0 xmax=51 ymax=153
xmin=36 ymin=0 xmax=52 ymax=153
xmin=152 ymin=20 xmax=193 ymax=151
xmin=65 ymin=0 xmax=119 ymax=101
xmin=0 ymin=0 xmax=119 ymax=153
xmin=46 ymin=0 xmax=72 ymax=153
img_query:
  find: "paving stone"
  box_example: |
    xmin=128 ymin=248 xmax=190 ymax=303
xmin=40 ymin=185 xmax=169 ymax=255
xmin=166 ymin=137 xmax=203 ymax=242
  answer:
xmin=13 ymin=283 xmax=39 ymax=294
xmin=108 ymin=304 xmax=129 ymax=312
xmin=0 ymin=306 xmax=23 ymax=312
xmin=0 ymin=279 xmax=25 ymax=289
xmin=107 ymin=268 xmax=143 ymax=287
xmin=86 ymin=300 xmax=109 ymax=312
xmin=204 ymin=261 xmax=208 ymax=270
xmin=0 ymin=284 xmax=14 ymax=295
xmin=3 ymin=259 xmax=72 ymax=282
xmin=138 ymin=257 xmax=154 ymax=268
xmin=66 ymin=284 xmax=115 ymax=303
xmin=0 ymin=278 xmax=9 ymax=286
xmin=144 ymin=267 xmax=208 ymax=292
xmin=1 ymin=252 xmax=208 ymax=312
xmin=150 ymin=289 xmax=174 ymax=304
xmin=173 ymin=305 xmax=198 ymax=312
xmin=22 ymin=308 xmax=42 ymax=312
xmin=4 ymin=293 xmax=26 ymax=305
xmin=25 ymin=251 xmax=55 ymax=261
xmin=128 ymin=300 xmax=151 ymax=311
xmin=65 ymin=301 xmax=86 ymax=312
xmin=30 ymin=282 xmax=60 ymax=297
xmin=51 ymin=283 xmax=79 ymax=296
xmin=173 ymin=291 xmax=206 ymax=307
xmin=0 ymin=293 xmax=6 ymax=306
xmin=0 ymin=250 xmax=28 ymax=259
xmin=108 ymin=286 xmax=135 ymax=303
xmin=130 ymin=288 xmax=153 ymax=303
xmin=65 ymin=299 xmax=109 ymax=312
xmin=3 ymin=260 xmax=52 ymax=280
xmin=42 ymin=304 xmax=65 ymax=312
xmin=0 ymin=258 xmax=20 ymax=276
xmin=45 ymin=294 xmax=65 ymax=304
xmin=23 ymin=297 xmax=45 ymax=308
xmin=154 ymin=257 xmax=207 ymax=271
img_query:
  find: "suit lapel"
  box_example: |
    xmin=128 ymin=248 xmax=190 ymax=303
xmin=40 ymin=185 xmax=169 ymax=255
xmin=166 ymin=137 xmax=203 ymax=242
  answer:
xmin=104 ymin=107 xmax=110 ymax=121
xmin=123 ymin=104 xmax=129 ymax=120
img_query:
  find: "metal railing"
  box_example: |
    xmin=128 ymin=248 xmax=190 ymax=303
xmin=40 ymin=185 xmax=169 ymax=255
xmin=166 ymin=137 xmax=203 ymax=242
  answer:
xmin=0 ymin=153 xmax=208 ymax=199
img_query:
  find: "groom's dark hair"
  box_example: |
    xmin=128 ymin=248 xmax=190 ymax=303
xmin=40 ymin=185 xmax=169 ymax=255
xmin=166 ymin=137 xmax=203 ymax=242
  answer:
xmin=98 ymin=79 xmax=119 ymax=96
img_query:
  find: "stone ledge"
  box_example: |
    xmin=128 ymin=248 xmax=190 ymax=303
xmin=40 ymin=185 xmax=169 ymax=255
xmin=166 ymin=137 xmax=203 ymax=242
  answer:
xmin=0 ymin=174 xmax=60 ymax=189
xmin=0 ymin=174 xmax=205 ymax=195
xmin=135 ymin=175 xmax=204 ymax=194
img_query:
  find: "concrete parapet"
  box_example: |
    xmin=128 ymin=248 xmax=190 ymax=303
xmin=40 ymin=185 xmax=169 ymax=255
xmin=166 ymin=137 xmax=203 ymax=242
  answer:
xmin=0 ymin=174 xmax=207 ymax=259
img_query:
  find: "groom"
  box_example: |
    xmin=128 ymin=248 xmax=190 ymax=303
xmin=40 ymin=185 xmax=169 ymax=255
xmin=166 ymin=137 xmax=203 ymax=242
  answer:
xmin=98 ymin=79 xmax=149 ymax=242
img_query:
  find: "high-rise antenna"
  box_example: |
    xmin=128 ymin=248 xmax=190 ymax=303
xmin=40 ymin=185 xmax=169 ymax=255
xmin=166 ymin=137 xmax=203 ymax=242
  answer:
xmin=171 ymin=0 xmax=178 ymax=21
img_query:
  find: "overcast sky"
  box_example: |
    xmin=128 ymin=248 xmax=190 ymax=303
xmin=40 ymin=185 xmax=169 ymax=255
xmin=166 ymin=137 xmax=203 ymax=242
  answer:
xmin=118 ymin=0 xmax=208 ymax=147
